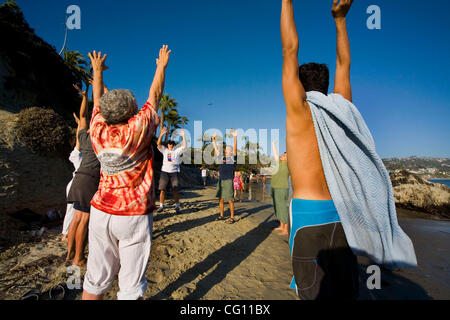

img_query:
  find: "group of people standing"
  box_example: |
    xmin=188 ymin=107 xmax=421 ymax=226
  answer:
xmin=56 ymin=0 xmax=417 ymax=301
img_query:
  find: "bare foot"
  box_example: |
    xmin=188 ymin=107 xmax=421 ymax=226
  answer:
xmin=61 ymin=235 xmax=68 ymax=242
xmin=72 ymin=259 xmax=87 ymax=267
xmin=278 ymin=230 xmax=289 ymax=236
xmin=274 ymin=226 xmax=283 ymax=231
xmin=65 ymin=251 xmax=75 ymax=262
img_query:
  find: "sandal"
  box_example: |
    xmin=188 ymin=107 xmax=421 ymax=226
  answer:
xmin=226 ymin=218 xmax=236 ymax=224
xmin=21 ymin=288 xmax=41 ymax=300
xmin=49 ymin=284 xmax=66 ymax=300
xmin=215 ymin=216 xmax=225 ymax=221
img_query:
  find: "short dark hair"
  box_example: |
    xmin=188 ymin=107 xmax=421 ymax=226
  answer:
xmin=167 ymin=140 xmax=175 ymax=145
xmin=299 ymin=63 xmax=329 ymax=95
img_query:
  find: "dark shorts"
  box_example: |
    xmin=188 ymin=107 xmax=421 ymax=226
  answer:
xmin=67 ymin=168 xmax=100 ymax=214
xmin=290 ymin=199 xmax=359 ymax=300
xmin=159 ymin=171 xmax=179 ymax=191
xmin=202 ymin=176 xmax=207 ymax=183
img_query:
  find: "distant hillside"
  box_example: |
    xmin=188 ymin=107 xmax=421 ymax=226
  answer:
xmin=0 ymin=0 xmax=80 ymax=119
xmin=383 ymin=157 xmax=450 ymax=179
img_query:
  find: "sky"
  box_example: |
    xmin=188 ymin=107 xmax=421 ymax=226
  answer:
xmin=13 ymin=0 xmax=450 ymax=158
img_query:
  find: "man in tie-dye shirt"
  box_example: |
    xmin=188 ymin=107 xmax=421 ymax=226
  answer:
xmin=82 ymin=46 xmax=171 ymax=300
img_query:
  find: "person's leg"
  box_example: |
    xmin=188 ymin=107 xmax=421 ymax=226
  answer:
xmin=229 ymin=200 xmax=235 ymax=219
xmin=278 ymin=189 xmax=290 ymax=235
xmin=61 ymin=203 xmax=76 ymax=241
xmin=159 ymin=190 xmax=166 ymax=206
xmin=115 ymin=214 xmax=153 ymax=300
xmin=272 ymin=189 xmax=283 ymax=231
xmin=158 ymin=172 xmax=169 ymax=211
xmin=73 ymin=211 xmax=89 ymax=266
xmin=173 ymin=190 xmax=180 ymax=203
xmin=83 ymin=206 xmax=120 ymax=300
xmin=66 ymin=210 xmax=82 ymax=262
xmin=219 ymin=198 xmax=224 ymax=217
xmin=82 ymin=291 xmax=103 ymax=300
xmin=171 ymin=173 xmax=181 ymax=213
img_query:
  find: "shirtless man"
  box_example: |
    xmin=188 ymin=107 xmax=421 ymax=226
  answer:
xmin=281 ymin=0 xmax=359 ymax=299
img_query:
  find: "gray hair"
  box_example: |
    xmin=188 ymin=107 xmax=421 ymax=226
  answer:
xmin=99 ymin=89 xmax=138 ymax=125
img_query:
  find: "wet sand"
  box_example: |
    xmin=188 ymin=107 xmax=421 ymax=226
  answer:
xmin=0 ymin=186 xmax=449 ymax=300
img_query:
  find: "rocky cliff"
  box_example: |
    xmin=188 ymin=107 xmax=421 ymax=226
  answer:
xmin=390 ymin=170 xmax=450 ymax=219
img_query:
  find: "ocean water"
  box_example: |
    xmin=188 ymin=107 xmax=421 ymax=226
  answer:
xmin=429 ymin=179 xmax=450 ymax=188
xmin=241 ymin=178 xmax=293 ymax=203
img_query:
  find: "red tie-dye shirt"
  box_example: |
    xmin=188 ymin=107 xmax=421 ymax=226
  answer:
xmin=89 ymin=101 xmax=160 ymax=216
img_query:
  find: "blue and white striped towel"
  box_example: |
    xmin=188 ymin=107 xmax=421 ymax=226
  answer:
xmin=306 ymin=91 xmax=417 ymax=269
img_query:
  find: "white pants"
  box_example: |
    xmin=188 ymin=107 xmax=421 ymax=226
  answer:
xmin=62 ymin=179 xmax=75 ymax=235
xmin=83 ymin=206 xmax=153 ymax=300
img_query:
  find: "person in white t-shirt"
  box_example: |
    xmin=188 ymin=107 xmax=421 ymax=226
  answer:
xmin=157 ymin=127 xmax=186 ymax=213
xmin=201 ymin=167 xmax=207 ymax=187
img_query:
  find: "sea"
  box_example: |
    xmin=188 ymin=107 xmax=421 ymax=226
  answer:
xmin=429 ymin=179 xmax=450 ymax=188
xmin=243 ymin=178 xmax=450 ymax=203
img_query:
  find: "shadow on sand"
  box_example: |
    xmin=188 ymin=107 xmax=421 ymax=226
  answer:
xmin=149 ymin=215 xmax=277 ymax=300
xmin=152 ymin=203 xmax=273 ymax=241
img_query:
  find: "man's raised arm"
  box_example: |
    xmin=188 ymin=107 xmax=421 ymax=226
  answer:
xmin=332 ymin=0 xmax=353 ymax=102
xmin=232 ymin=130 xmax=238 ymax=156
xmin=157 ymin=127 xmax=167 ymax=150
xmin=88 ymin=51 xmax=107 ymax=109
xmin=281 ymin=0 xmax=307 ymax=116
xmin=148 ymin=45 xmax=171 ymax=110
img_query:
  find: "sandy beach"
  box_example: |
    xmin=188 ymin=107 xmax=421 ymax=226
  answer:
xmin=0 ymin=186 xmax=449 ymax=300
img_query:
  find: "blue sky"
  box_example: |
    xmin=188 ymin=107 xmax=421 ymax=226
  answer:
xmin=14 ymin=0 xmax=450 ymax=158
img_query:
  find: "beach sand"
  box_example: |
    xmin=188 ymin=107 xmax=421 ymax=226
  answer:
xmin=0 ymin=187 xmax=449 ymax=300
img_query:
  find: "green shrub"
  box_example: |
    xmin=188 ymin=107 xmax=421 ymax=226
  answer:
xmin=15 ymin=107 xmax=73 ymax=157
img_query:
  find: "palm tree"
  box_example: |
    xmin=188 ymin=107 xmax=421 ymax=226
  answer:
xmin=165 ymin=110 xmax=184 ymax=143
xmin=158 ymin=94 xmax=178 ymax=131
xmin=63 ymin=49 xmax=91 ymax=84
xmin=180 ymin=116 xmax=189 ymax=127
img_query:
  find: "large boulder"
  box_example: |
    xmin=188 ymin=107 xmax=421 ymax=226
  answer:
xmin=390 ymin=170 xmax=450 ymax=219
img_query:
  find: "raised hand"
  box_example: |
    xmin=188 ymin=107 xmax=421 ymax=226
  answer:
xmin=156 ymin=45 xmax=171 ymax=69
xmin=160 ymin=127 xmax=168 ymax=136
xmin=73 ymin=112 xmax=80 ymax=125
xmin=332 ymin=0 xmax=354 ymax=19
xmin=212 ymin=132 xmax=217 ymax=140
xmin=232 ymin=130 xmax=238 ymax=138
xmin=73 ymin=84 xmax=88 ymax=97
xmin=88 ymin=51 xmax=108 ymax=72
xmin=180 ymin=129 xmax=185 ymax=137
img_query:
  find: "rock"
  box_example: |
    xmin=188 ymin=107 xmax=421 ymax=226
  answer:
xmin=390 ymin=170 xmax=450 ymax=219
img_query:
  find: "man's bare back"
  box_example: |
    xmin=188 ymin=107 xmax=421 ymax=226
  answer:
xmin=281 ymin=0 xmax=353 ymax=200
xmin=286 ymin=102 xmax=331 ymax=200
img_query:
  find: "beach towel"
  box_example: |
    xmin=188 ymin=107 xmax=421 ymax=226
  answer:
xmin=306 ymin=91 xmax=417 ymax=269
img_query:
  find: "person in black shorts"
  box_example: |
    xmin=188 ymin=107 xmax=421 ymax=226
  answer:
xmin=156 ymin=127 xmax=186 ymax=214
xmin=66 ymin=82 xmax=102 ymax=266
